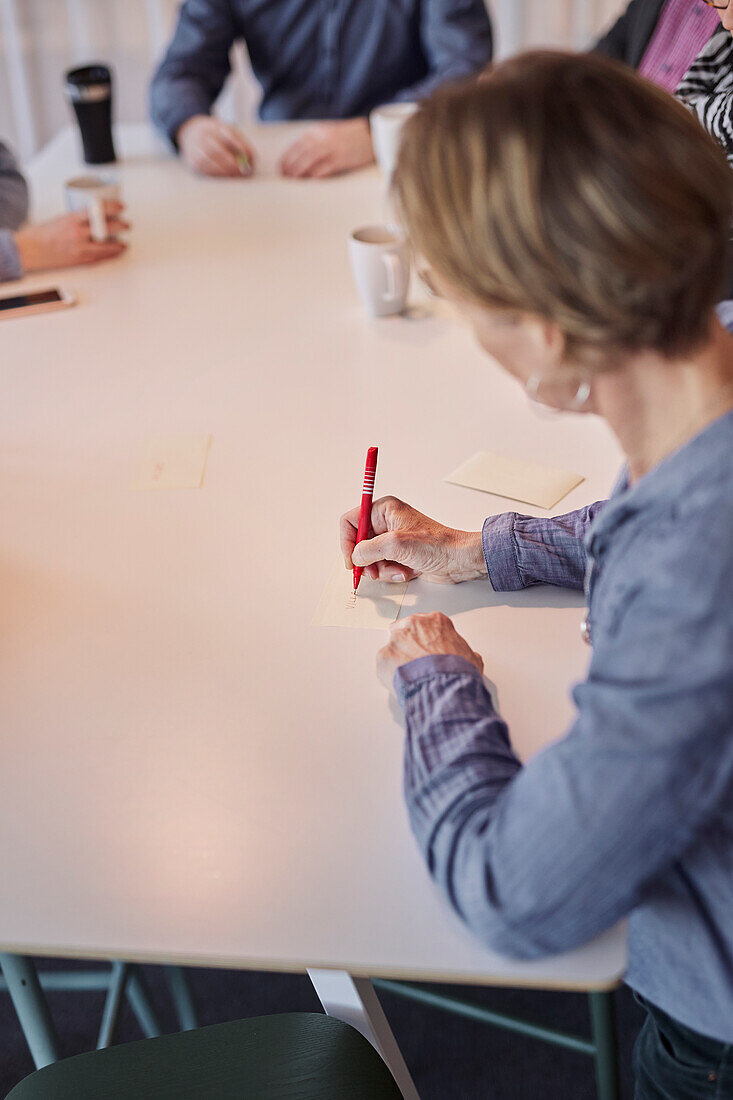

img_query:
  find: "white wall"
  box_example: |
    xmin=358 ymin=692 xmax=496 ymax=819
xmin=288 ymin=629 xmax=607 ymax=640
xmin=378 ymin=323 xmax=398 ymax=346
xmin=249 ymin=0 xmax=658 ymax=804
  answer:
xmin=0 ymin=0 xmax=625 ymax=164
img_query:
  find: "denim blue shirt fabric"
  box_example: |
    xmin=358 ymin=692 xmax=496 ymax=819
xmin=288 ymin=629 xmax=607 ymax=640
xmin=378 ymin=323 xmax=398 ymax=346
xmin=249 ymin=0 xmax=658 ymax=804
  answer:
xmin=0 ymin=142 xmax=29 ymax=282
xmin=396 ymin=409 xmax=733 ymax=1042
xmin=150 ymin=0 xmax=493 ymax=144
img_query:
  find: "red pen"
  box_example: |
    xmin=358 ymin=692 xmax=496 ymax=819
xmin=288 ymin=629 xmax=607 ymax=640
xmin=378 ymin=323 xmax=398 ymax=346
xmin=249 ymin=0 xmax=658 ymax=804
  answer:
xmin=352 ymin=446 xmax=378 ymax=595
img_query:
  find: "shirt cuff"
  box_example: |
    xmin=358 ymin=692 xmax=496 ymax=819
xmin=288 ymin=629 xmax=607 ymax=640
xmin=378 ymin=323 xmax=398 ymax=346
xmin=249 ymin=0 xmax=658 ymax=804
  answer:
xmin=482 ymin=513 xmax=524 ymax=591
xmin=0 ymin=229 xmax=22 ymax=281
xmin=152 ymin=89 xmax=213 ymax=148
xmin=394 ymin=654 xmax=484 ymax=705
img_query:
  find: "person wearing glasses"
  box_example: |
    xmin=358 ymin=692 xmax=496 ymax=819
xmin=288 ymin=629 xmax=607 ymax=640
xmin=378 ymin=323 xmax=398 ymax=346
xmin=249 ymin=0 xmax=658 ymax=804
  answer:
xmin=595 ymin=0 xmax=720 ymax=92
xmin=150 ymin=0 xmax=493 ymax=180
xmin=341 ymin=53 xmax=733 ymax=1098
xmin=677 ymin=2 xmax=733 ymax=165
xmin=0 ymin=141 xmax=128 ymax=282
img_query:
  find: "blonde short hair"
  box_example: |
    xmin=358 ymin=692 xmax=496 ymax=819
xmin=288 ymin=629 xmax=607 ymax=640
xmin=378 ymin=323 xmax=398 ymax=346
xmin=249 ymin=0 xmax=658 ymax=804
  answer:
xmin=394 ymin=51 xmax=733 ymax=359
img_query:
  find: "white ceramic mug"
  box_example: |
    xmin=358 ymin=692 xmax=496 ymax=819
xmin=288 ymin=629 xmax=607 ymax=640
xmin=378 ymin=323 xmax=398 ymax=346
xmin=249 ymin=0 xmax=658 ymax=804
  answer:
xmin=348 ymin=226 xmax=410 ymax=317
xmin=64 ymin=174 xmax=121 ymax=241
xmin=369 ymin=102 xmax=418 ymax=182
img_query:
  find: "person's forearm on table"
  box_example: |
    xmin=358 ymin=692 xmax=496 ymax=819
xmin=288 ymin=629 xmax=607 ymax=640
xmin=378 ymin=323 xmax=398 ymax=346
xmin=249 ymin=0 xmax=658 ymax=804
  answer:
xmin=150 ymin=75 xmax=221 ymax=148
xmin=483 ymin=502 xmax=607 ymax=592
xmin=396 ymin=595 xmax=733 ymax=960
xmin=397 ymin=661 xmax=630 ymax=959
xmin=149 ymin=0 xmax=236 ymax=146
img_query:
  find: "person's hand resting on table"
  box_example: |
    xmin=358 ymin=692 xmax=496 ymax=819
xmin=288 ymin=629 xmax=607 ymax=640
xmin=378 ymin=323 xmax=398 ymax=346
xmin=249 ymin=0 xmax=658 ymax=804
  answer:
xmin=377 ymin=612 xmax=484 ymax=689
xmin=340 ymin=496 xmax=487 ymax=584
xmin=177 ymin=116 xmax=256 ymax=177
xmin=280 ymin=119 xmax=374 ymax=179
xmin=14 ymin=202 xmax=129 ymax=273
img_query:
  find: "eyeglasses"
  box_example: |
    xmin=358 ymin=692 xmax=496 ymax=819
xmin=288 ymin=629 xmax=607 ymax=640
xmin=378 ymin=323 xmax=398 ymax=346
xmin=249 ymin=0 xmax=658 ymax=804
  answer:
xmin=416 ymin=265 xmax=443 ymax=299
xmin=701 ymin=0 xmax=729 ymax=9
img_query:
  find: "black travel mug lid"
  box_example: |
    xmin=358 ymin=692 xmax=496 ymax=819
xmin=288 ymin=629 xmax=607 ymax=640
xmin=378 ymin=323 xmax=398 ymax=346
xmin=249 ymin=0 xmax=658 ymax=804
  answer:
xmin=65 ymin=64 xmax=112 ymax=103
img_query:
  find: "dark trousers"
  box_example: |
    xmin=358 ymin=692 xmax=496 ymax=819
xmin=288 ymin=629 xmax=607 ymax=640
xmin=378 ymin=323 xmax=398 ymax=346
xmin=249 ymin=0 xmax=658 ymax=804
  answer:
xmin=634 ymin=996 xmax=733 ymax=1099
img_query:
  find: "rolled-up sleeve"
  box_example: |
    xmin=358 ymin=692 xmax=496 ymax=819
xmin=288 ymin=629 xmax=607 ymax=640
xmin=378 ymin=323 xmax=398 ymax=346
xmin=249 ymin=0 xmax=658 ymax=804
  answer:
xmin=482 ymin=502 xmax=606 ymax=592
xmin=397 ymin=522 xmax=733 ymax=959
xmin=393 ymin=0 xmax=493 ymax=103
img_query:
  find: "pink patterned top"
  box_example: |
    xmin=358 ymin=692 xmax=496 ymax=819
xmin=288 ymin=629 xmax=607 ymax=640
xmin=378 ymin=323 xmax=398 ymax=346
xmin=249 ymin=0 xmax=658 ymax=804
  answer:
xmin=639 ymin=0 xmax=719 ymax=93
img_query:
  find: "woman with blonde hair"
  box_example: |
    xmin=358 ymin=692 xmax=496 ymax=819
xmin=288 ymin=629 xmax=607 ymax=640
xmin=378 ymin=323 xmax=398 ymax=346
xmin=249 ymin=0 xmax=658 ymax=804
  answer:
xmin=341 ymin=52 xmax=733 ymax=1097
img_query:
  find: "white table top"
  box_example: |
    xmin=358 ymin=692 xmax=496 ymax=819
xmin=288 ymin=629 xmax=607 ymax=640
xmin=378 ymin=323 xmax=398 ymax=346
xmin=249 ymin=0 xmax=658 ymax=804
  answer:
xmin=0 ymin=124 xmax=626 ymax=990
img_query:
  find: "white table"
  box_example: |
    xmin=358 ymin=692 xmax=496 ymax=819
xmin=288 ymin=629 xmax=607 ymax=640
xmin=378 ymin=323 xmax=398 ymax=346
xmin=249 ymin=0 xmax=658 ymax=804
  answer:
xmin=0 ymin=124 xmax=626 ymax=1096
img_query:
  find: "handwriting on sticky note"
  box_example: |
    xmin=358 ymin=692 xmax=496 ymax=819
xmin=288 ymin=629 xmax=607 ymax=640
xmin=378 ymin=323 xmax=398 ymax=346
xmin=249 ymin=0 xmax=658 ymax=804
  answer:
xmin=135 ymin=436 xmax=212 ymax=490
xmin=313 ymin=559 xmax=408 ymax=629
xmin=445 ymin=450 xmax=583 ymax=509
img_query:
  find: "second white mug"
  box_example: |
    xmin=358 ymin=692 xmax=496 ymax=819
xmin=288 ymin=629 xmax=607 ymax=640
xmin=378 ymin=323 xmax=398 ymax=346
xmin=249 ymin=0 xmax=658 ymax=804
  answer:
xmin=369 ymin=102 xmax=418 ymax=182
xmin=348 ymin=226 xmax=410 ymax=318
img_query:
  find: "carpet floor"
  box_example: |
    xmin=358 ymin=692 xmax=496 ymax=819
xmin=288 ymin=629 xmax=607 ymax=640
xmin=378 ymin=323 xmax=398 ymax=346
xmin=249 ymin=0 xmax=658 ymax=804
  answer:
xmin=0 ymin=960 xmax=645 ymax=1098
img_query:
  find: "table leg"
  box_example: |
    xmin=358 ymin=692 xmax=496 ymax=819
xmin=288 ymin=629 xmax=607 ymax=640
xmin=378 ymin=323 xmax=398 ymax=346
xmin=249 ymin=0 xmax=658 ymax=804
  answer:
xmin=164 ymin=965 xmax=199 ymax=1031
xmin=97 ymin=961 xmax=130 ymax=1049
xmin=126 ymin=965 xmax=162 ymax=1039
xmin=0 ymin=954 xmax=59 ymax=1068
xmin=589 ymin=991 xmax=620 ymax=1100
xmin=307 ymin=969 xmax=420 ymax=1100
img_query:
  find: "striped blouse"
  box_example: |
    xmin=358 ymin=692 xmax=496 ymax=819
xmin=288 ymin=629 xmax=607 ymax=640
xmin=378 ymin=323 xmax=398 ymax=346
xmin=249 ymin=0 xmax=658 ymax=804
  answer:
xmin=677 ymin=29 xmax=733 ymax=167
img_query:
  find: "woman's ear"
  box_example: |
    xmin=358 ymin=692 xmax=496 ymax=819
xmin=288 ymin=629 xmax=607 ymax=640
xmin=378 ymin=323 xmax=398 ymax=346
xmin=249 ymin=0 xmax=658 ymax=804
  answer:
xmin=522 ymin=315 xmax=567 ymax=369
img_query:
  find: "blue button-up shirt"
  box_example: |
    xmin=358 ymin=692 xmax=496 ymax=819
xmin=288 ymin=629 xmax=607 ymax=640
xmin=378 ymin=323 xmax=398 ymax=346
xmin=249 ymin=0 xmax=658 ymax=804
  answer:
xmin=150 ymin=0 xmax=493 ymax=144
xmin=396 ymin=409 xmax=733 ymax=1043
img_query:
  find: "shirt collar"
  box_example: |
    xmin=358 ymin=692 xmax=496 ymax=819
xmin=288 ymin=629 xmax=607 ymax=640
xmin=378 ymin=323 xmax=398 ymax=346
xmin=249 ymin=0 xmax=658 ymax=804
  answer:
xmin=586 ymin=407 xmax=733 ymax=557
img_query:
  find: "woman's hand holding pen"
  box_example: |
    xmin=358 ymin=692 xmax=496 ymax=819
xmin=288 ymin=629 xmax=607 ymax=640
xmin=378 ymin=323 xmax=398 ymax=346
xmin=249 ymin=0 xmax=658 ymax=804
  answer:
xmin=340 ymin=496 xmax=487 ymax=585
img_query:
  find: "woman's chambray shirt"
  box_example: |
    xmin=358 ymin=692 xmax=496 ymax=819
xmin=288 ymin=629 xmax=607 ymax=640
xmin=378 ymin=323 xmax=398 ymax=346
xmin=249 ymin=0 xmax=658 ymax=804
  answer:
xmin=396 ymin=409 xmax=733 ymax=1042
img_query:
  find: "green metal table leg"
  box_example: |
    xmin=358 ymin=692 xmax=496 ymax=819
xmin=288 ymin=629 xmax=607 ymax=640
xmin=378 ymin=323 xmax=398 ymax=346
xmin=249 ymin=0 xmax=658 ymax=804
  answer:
xmin=126 ymin=965 xmax=162 ymax=1039
xmin=0 ymin=954 xmax=59 ymax=1068
xmin=97 ymin=961 xmax=130 ymax=1049
xmin=164 ymin=966 xmax=199 ymax=1031
xmin=589 ymin=992 xmax=620 ymax=1100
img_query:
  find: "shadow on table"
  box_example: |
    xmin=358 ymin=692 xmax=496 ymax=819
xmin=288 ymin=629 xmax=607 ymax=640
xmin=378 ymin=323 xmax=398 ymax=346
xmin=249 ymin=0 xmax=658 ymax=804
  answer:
xmin=389 ymin=579 xmax=585 ymax=727
xmin=401 ymin=577 xmax=585 ymax=619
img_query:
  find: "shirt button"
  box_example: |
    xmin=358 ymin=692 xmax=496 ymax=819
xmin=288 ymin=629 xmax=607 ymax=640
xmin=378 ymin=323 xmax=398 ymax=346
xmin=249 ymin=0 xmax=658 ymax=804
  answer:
xmin=580 ymin=619 xmax=592 ymax=645
xmin=708 ymin=1072 xmax=717 ymax=1083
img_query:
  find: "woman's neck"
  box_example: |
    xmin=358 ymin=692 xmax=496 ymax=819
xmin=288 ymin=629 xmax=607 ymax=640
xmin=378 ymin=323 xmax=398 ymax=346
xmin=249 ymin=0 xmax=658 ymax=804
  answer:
xmin=593 ymin=319 xmax=733 ymax=484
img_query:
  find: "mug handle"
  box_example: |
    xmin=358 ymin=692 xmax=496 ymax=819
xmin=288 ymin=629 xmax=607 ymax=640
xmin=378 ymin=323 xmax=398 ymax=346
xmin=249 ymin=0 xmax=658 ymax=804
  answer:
xmin=87 ymin=197 xmax=108 ymax=243
xmin=381 ymin=252 xmax=402 ymax=302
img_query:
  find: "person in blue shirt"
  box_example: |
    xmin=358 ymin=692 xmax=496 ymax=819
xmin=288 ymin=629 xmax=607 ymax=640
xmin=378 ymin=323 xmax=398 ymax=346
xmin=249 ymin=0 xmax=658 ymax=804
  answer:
xmin=341 ymin=53 xmax=733 ymax=1098
xmin=149 ymin=0 xmax=493 ymax=180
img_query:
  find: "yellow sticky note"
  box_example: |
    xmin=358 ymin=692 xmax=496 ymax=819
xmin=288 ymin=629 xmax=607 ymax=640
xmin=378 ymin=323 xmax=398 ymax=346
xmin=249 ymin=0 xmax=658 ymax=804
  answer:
xmin=445 ymin=450 xmax=584 ymax=509
xmin=135 ymin=435 xmax=212 ymax=490
xmin=313 ymin=559 xmax=408 ymax=630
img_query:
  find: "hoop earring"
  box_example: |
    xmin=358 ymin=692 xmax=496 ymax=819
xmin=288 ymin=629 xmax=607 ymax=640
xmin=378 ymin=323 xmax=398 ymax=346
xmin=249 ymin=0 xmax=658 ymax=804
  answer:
xmin=525 ymin=372 xmax=592 ymax=413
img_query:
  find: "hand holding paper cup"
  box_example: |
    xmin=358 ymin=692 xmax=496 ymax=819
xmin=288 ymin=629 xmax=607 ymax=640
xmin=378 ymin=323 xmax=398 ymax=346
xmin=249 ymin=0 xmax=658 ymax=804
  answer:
xmin=348 ymin=226 xmax=410 ymax=317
